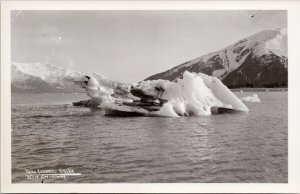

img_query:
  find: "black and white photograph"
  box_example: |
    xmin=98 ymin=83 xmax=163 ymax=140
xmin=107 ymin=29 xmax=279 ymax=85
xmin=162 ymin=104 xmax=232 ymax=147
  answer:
xmin=1 ymin=0 xmax=300 ymax=193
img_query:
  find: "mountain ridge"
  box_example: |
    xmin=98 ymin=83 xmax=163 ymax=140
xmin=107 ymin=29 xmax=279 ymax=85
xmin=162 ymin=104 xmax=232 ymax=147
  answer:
xmin=145 ymin=28 xmax=288 ymax=88
xmin=11 ymin=62 xmax=105 ymax=93
xmin=11 ymin=28 xmax=288 ymax=93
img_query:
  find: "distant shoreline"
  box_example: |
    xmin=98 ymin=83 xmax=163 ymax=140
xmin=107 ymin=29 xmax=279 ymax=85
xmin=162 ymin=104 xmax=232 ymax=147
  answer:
xmin=11 ymin=87 xmax=288 ymax=94
xmin=230 ymin=88 xmax=288 ymax=92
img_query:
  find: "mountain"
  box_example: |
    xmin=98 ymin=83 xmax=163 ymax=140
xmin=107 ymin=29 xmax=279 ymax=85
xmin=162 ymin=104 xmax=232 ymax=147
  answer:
xmin=145 ymin=28 xmax=288 ymax=88
xmin=11 ymin=62 xmax=105 ymax=93
xmin=11 ymin=64 xmax=60 ymax=93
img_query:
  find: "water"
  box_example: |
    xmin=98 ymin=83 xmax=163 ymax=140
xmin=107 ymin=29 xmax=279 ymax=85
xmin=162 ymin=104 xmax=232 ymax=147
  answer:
xmin=11 ymin=92 xmax=287 ymax=183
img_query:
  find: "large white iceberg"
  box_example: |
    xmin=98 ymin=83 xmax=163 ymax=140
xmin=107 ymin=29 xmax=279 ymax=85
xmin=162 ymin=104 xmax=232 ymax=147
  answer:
xmin=73 ymin=71 xmax=249 ymax=117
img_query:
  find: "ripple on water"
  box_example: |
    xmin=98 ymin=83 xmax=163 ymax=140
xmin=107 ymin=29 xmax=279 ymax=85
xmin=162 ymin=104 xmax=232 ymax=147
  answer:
xmin=11 ymin=92 xmax=287 ymax=183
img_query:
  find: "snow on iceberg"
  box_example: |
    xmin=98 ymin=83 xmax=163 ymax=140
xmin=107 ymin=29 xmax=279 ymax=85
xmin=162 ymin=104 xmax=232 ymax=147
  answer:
xmin=240 ymin=94 xmax=261 ymax=103
xmin=70 ymin=74 xmax=133 ymax=106
xmin=74 ymin=71 xmax=249 ymax=117
xmin=127 ymin=71 xmax=248 ymax=116
xmin=84 ymin=76 xmax=115 ymax=104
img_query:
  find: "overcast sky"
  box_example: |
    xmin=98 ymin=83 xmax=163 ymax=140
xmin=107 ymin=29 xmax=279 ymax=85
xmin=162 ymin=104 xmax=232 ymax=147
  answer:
xmin=11 ymin=10 xmax=287 ymax=82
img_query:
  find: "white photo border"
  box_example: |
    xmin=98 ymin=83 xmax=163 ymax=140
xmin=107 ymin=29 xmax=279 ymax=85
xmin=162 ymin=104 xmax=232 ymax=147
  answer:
xmin=1 ymin=1 xmax=300 ymax=193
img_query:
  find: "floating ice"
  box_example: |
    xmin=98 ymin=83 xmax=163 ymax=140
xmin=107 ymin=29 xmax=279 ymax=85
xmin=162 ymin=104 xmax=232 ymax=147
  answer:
xmin=127 ymin=71 xmax=248 ymax=116
xmin=74 ymin=71 xmax=249 ymax=117
xmin=240 ymin=94 xmax=261 ymax=103
xmin=84 ymin=76 xmax=115 ymax=104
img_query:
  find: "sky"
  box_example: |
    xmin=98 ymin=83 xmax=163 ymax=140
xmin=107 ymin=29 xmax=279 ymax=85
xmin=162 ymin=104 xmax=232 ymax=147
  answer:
xmin=11 ymin=10 xmax=287 ymax=82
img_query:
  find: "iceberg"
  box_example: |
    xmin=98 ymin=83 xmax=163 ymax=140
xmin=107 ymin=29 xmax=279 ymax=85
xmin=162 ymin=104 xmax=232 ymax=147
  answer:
xmin=73 ymin=71 xmax=249 ymax=117
xmin=240 ymin=94 xmax=261 ymax=103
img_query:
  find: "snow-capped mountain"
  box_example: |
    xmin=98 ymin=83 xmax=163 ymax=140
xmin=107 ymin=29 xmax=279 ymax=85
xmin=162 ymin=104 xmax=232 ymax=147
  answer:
xmin=11 ymin=62 xmax=105 ymax=93
xmin=145 ymin=28 xmax=288 ymax=88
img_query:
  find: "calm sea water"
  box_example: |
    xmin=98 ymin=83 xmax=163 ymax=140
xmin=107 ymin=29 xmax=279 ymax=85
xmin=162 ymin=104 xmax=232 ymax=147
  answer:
xmin=11 ymin=92 xmax=287 ymax=183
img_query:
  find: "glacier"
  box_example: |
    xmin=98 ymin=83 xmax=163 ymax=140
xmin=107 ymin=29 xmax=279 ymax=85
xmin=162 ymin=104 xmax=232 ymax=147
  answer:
xmin=73 ymin=71 xmax=249 ymax=117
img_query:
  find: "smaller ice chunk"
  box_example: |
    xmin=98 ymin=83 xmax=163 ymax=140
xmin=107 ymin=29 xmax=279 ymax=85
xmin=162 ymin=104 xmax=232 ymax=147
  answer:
xmin=240 ymin=94 xmax=261 ymax=103
xmin=85 ymin=77 xmax=115 ymax=104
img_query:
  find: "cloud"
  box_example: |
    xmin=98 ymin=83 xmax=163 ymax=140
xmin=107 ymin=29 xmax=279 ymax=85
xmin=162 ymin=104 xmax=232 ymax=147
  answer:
xmin=57 ymin=37 xmax=62 ymax=43
xmin=265 ymin=28 xmax=287 ymax=54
